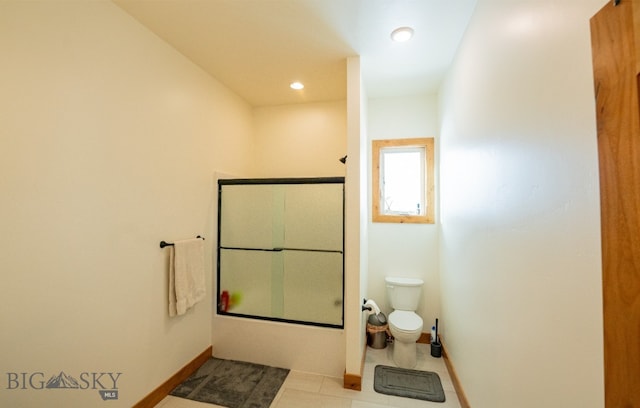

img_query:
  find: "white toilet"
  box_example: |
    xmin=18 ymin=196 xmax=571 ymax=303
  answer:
xmin=385 ymin=276 xmax=424 ymax=369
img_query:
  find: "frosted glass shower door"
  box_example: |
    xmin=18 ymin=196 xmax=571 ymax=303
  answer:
xmin=218 ymin=183 xmax=286 ymax=318
xmin=282 ymin=251 xmax=343 ymax=325
xmin=218 ymin=249 xmax=277 ymax=318
xmin=281 ymin=183 xmax=343 ymax=325
xmin=217 ymin=178 xmax=344 ymax=328
xmin=283 ymin=184 xmax=344 ymax=252
xmin=219 ymin=184 xmax=284 ymax=250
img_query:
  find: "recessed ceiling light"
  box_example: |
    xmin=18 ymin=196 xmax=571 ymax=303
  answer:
xmin=391 ymin=26 xmax=414 ymax=42
xmin=290 ymin=82 xmax=304 ymax=90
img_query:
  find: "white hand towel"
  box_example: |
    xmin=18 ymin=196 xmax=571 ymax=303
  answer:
xmin=169 ymin=238 xmax=205 ymax=317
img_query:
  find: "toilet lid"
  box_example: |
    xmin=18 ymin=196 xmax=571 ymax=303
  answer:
xmin=388 ymin=311 xmax=423 ymax=332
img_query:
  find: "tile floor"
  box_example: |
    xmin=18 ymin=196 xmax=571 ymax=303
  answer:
xmin=154 ymin=343 xmax=461 ymax=408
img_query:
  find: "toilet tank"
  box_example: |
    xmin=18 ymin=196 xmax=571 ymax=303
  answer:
xmin=385 ymin=277 xmax=423 ymax=311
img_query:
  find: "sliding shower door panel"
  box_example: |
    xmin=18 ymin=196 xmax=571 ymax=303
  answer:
xmin=282 ymin=251 xmax=343 ymax=326
xmin=283 ymin=184 xmax=344 ymax=251
xmin=219 ymin=249 xmax=274 ymax=318
xmin=219 ymin=184 xmax=284 ymax=249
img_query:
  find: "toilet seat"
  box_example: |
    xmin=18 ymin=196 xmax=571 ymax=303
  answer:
xmin=388 ymin=310 xmax=423 ymax=333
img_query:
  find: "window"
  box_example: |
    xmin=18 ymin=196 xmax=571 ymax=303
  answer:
xmin=372 ymin=138 xmax=434 ymax=224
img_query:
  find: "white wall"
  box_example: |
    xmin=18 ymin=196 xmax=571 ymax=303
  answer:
xmin=0 ymin=1 xmax=254 ymax=406
xmin=253 ymin=101 xmax=347 ymax=178
xmin=345 ymin=56 xmax=368 ymax=377
xmin=211 ymin=100 xmax=348 ymax=377
xmin=367 ymin=94 xmax=440 ymax=331
xmin=438 ymin=1 xmax=605 ymax=407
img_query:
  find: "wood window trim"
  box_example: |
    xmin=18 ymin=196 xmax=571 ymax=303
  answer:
xmin=372 ymin=137 xmax=435 ymax=224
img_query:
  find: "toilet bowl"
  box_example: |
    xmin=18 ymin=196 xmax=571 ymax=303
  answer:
xmin=385 ymin=277 xmax=424 ymax=369
xmin=388 ymin=311 xmax=423 ymax=368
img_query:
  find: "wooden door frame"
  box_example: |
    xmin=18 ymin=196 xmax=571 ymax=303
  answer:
xmin=590 ymin=1 xmax=640 ymax=406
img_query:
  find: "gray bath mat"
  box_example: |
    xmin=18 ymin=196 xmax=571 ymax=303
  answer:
xmin=170 ymin=357 xmax=289 ymax=408
xmin=374 ymin=365 xmax=445 ymax=403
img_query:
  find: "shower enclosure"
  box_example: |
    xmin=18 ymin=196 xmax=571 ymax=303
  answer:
xmin=217 ymin=177 xmax=344 ymax=328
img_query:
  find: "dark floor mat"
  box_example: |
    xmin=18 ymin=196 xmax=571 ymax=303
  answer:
xmin=373 ymin=365 xmax=445 ymax=403
xmin=170 ymin=357 xmax=289 ymax=408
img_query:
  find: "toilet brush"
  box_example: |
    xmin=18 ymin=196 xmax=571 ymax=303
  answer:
xmin=431 ymin=318 xmax=442 ymax=358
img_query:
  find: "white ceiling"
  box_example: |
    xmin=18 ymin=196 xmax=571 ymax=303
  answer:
xmin=114 ymin=0 xmax=477 ymax=107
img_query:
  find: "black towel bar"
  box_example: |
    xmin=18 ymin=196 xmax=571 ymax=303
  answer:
xmin=160 ymin=236 xmax=204 ymax=248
